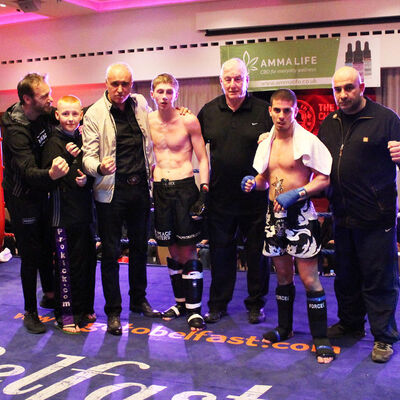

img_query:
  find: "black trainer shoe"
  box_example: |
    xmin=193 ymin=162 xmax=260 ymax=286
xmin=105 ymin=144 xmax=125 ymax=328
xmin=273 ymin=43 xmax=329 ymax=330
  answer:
xmin=327 ymin=321 xmax=365 ymax=339
xmin=204 ymin=310 xmax=227 ymax=323
xmin=107 ymin=315 xmax=122 ymax=336
xmin=130 ymin=299 xmax=162 ymax=318
xmin=248 ymin=308 xmax=266 ymax=324
xmin=24 ymin=311 xmax=46 ymax=334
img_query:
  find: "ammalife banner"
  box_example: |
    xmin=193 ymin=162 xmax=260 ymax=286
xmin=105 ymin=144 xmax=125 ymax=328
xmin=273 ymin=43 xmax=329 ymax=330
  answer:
xmin=220 ymin=37 xmax=380 ymax=91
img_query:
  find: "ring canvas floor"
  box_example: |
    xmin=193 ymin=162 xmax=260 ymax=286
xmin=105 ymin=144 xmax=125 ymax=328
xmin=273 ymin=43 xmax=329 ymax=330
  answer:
xmin=0 ymin=257 xmax=399 ymax=400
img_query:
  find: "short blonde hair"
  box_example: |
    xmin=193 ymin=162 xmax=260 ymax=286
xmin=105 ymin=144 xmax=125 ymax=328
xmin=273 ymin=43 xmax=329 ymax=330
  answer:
xmin=57 ymin=95 xmax=82 ymax=109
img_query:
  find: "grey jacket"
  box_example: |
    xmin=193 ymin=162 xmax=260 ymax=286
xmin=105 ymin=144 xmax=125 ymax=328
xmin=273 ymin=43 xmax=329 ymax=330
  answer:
xmin=82 ymin=92 xmax=154 ymax=203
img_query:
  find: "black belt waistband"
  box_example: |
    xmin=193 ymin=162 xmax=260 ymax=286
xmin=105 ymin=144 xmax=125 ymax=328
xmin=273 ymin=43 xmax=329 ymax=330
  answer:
xmin=115 ymin=173 xmax=147 ymax=185
xmin=154 ymin=176 xmax=195 ymax=187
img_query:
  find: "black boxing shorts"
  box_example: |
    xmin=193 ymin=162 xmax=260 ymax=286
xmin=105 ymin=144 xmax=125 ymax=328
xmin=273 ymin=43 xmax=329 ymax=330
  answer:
xmin=153 ymin=177 xmax=202 ymax=246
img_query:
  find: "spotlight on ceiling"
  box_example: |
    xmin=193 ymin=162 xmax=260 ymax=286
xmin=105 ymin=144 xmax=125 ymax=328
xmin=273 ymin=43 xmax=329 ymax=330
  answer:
xmin=17 ymin=0 xmax=41 ymax=13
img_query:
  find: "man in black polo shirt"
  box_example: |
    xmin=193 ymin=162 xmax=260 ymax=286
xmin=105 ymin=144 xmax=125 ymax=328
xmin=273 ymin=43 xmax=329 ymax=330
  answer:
xmin=82 ymin=63 xmax=161 ymax=336
xmin=197 ymin=58 xmax=273 ymax=324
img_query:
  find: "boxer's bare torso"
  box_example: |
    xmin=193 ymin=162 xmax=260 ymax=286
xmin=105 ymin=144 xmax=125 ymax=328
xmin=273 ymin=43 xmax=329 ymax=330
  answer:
xmin=149 ymin=109 xmax=199 ymax=181
xmin=263 ymin=133 xmax=312 ymax=200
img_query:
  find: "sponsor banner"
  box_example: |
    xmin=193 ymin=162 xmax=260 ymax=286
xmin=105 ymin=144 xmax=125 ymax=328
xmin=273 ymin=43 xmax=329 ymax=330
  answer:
xmin=296 ymin=92 xmax=338 ymax=134
xmin=249 ymin=77 xmax=332 ymax=89
xmin=221 ymin=37 xmax=380 ymax=91
xmin=13 ymin=312 xmax=340 ymax=354
xmin=295 ymin=90 xmax=376 ymax=134
xmin=335 ymin=37 xmax=380 ymax=87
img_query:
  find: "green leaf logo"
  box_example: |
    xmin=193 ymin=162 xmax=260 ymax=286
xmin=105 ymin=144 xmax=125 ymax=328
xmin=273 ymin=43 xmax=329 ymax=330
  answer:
xmin=243 ymin=51 xmax=258 ymax=71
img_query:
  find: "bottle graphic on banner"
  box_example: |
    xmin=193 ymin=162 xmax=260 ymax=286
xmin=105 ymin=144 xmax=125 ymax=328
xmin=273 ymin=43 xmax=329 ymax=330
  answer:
xmin=353 ymin=40 xmax=364 ymax=81
xmin=345 ymin=43 xmax=353 ymax=67
xmin=363 ymin=41 xmax=372 ymax=77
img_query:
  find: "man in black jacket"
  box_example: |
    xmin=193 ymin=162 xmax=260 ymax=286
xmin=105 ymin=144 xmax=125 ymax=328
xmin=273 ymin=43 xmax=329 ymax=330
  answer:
xmin=197 ymin=58 xmax=272 ymax=324
xmin=1 ymin=73 xmax=69 ymax=334
xmin=319 ymin=66 xmax=400 ymax=363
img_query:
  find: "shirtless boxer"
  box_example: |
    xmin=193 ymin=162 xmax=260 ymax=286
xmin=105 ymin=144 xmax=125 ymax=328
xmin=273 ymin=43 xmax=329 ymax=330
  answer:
xmin=149 ymin=73 xmax=209 ymax=330
xmin=242 ymin=88 xmax=335 ymax=363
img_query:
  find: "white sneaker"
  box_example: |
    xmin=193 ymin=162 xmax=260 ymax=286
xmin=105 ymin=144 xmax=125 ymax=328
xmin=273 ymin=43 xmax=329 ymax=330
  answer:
xmin=0 ymin=247 xmax=12 ymax=262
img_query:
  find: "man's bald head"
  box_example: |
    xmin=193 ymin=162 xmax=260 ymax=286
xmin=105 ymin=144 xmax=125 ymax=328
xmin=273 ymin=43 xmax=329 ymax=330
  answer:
xmin=332 ymin=66 xmax=366 ymax=115
xmin=333 ymin=66 xmax=362 ymax=87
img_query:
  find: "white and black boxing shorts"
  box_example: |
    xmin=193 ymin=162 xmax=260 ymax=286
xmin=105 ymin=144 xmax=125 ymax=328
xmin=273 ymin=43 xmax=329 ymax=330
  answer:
xmin=263 ymin=198 xmax=321 ymax=259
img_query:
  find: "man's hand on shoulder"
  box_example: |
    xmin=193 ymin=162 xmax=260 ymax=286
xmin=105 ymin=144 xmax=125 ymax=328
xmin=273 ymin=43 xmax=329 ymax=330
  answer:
xmin=176 ymin=106 xmax=192 ymax=116
xmin=388 ymin=141 xmax=400 ymax=163
xmin=257 ymin=131 xmax=272 ymax=144
xmin=49 ymin=156 xmax=69 ymax=180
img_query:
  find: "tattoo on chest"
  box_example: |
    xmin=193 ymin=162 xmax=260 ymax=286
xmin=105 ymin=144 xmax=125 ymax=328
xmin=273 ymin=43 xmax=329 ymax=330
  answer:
xmin=271 ymin=176 xmax=284 ymax=200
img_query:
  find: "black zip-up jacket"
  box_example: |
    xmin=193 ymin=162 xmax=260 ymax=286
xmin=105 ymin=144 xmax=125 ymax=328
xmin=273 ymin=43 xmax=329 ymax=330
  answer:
xmin=1 ymin=102 xmax=56 ymax=199
xmin=318 ymin=97 xmax=400 ymax=229
xmin=41 ymin=126 xmax=94 ymax=228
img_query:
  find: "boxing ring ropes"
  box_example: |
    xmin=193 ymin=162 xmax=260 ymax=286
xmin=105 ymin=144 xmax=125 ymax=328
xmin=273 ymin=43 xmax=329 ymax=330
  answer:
xmin=0 ymin=158 xmax=337 ymax=259
xmin=0 ymin=136 xmax=6 ymax=251
xmin=142 ymin=212 xmax=336 ymax=259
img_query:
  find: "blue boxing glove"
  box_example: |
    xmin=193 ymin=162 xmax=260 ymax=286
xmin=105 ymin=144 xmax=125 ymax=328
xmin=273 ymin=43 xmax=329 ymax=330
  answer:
xmin=241 ymin=175 xmax=256 ymax=192
xmin=276 ymin=187 xmax=307 ymax=209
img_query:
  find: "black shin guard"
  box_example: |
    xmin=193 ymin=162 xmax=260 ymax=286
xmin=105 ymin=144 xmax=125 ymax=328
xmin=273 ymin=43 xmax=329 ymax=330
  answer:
xmin=167 ymin=257 xmax=185 ymax=303
xmin=183 ymin=259 xmax=205 ymax=329
xmin=182 ymin=259 xmax=203 ymax=314
xmin=307 ymin=290 xmax=328 ymax=338
xmin=276 ymin=283 xmax=296 ymax=334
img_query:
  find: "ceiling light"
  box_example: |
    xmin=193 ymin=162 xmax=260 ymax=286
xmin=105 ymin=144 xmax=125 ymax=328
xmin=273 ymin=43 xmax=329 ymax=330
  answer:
xmin=17 ymin=0 xmax=41 ymax=12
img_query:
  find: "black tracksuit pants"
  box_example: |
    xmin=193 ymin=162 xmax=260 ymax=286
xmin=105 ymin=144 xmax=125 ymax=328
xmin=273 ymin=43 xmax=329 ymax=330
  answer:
xmin=5 ymin=191 xmax=54 ymax=313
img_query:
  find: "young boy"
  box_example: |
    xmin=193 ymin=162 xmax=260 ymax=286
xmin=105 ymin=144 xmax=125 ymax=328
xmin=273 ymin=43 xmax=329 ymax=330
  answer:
xmin=42 ymin=95 xmax=97 ymax=334
xmin=149 ymin=73 xmax=209 ymax=331
xmin=242 ymin=89 xmax=335 ymax=363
